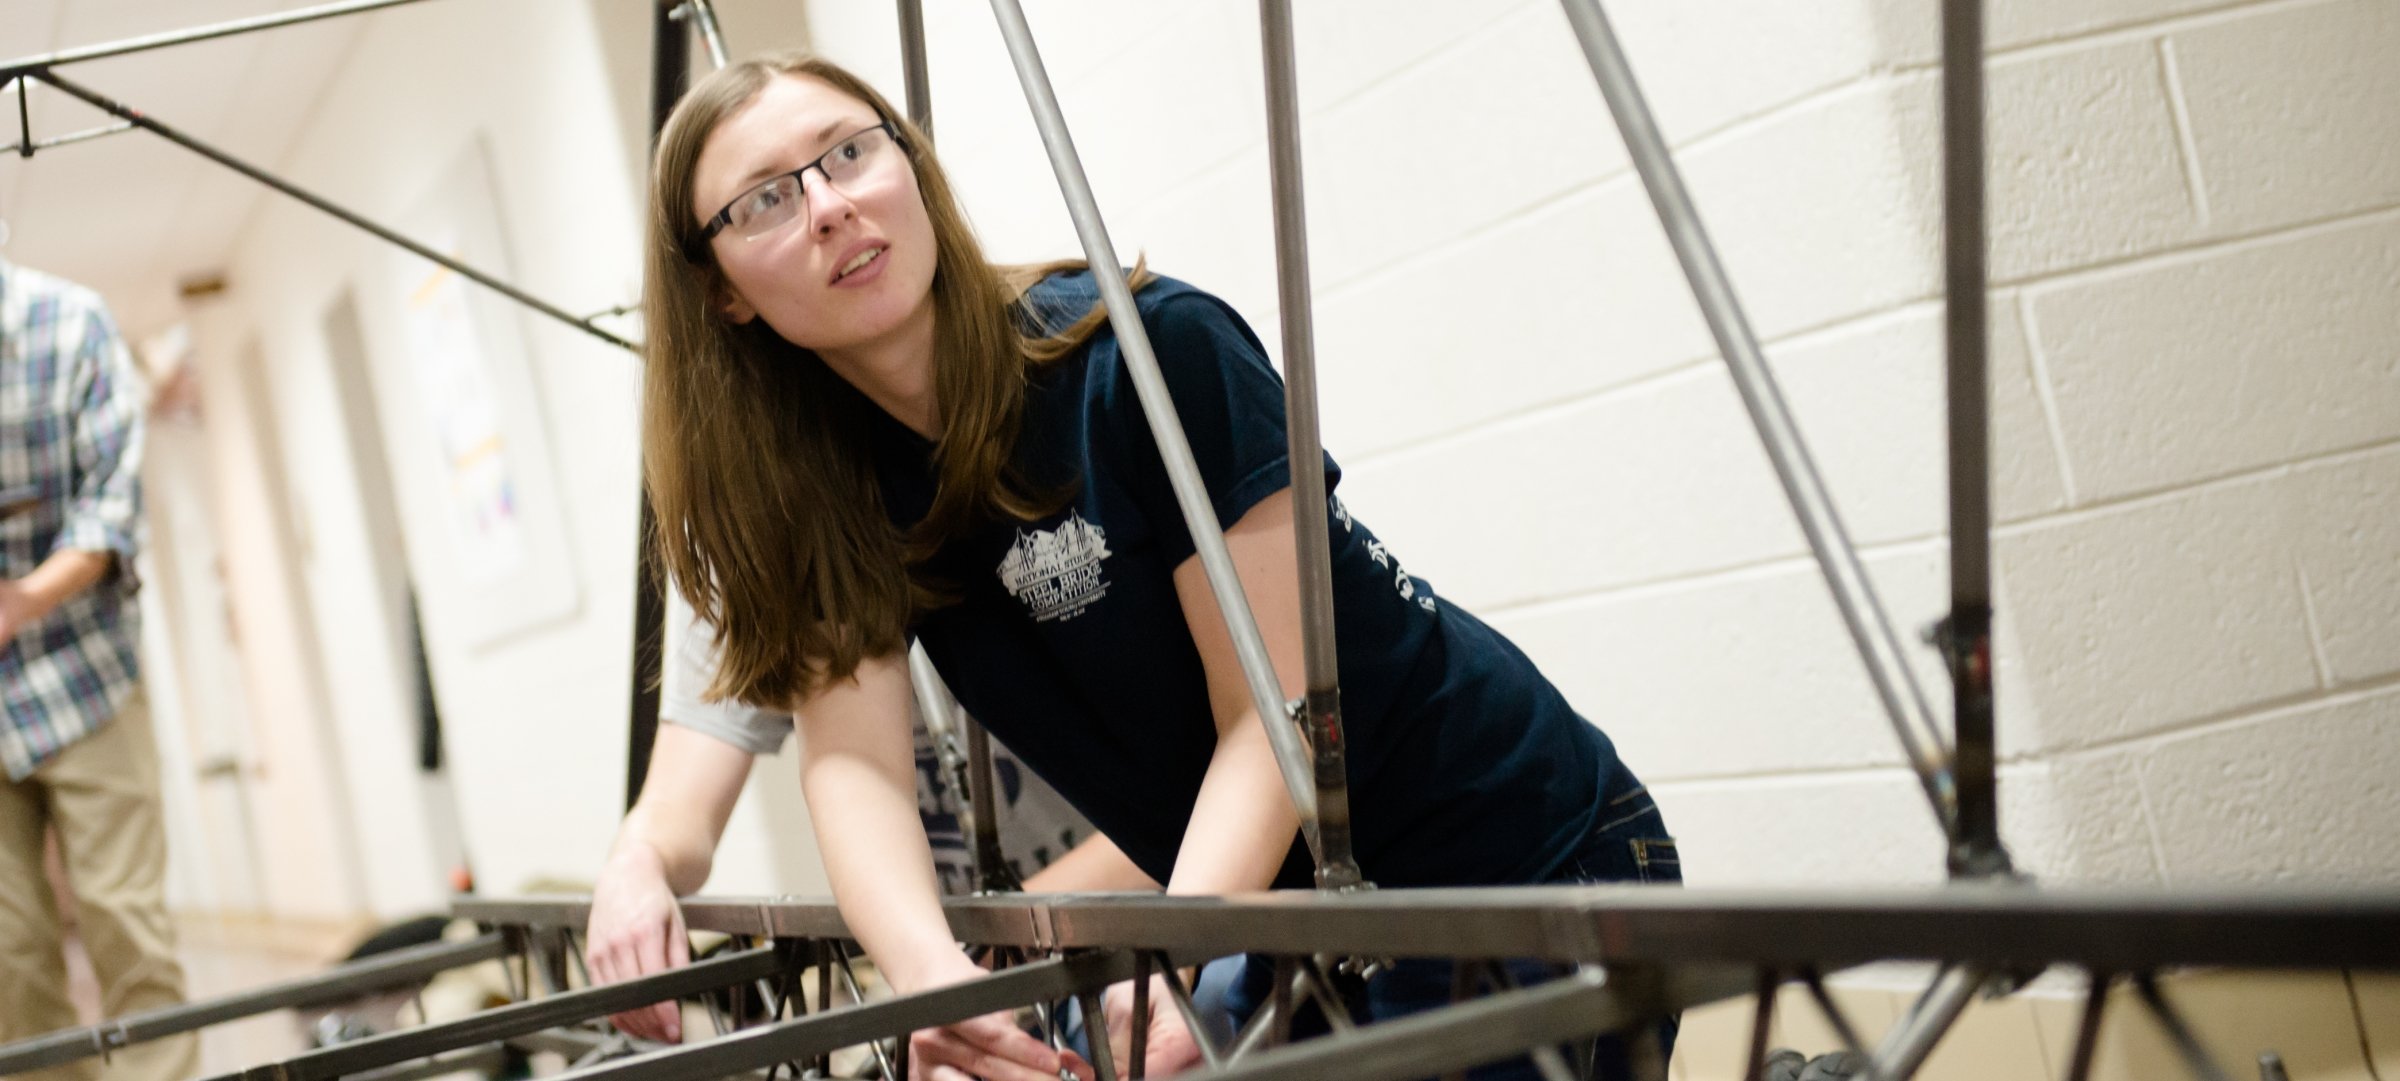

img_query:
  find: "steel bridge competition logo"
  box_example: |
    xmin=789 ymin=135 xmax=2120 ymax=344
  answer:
xmin=997 ymin=510 xmax=1114 ymax=622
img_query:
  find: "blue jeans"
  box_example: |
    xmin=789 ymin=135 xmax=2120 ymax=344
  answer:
xmin=1223 ymin=766 xmax=1681 ymax=1081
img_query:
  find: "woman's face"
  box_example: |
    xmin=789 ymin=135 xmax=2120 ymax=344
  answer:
xmin=693 ymin=74 xmax=938 ymax=358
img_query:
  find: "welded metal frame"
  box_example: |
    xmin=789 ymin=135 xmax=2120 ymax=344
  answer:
xmin=0 ymin=0 xmax=637 ymax=353
xmin=13 ymin=888 xmax=2398 ymax=1080
xmin=167 ymin=889 xmax=2399 ymax=1081
xmin=0 ymin=934 xmax=510 ymax=1076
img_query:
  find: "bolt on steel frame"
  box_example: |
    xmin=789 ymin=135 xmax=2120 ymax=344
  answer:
xmin=4 ymin=1 xmax=2394 ymax=1079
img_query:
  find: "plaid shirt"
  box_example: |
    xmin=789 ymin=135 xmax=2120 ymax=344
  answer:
xmin=0 ymin=257 xmax=146 ymax=781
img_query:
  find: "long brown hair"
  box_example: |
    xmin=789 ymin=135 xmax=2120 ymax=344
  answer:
xmin=643 ymin=52 xmax=1146 ymax=708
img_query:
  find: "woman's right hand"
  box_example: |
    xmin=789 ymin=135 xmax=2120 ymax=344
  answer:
xmin=585 ymin=841 xmax=691 ymax=1043
xmin=904 ymin=953 xmax=1094 ymax=1081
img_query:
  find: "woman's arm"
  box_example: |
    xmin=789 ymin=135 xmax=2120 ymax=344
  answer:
xmin=1165 ymin=487 xmax=1311 ymax=897
xmin=1098 ymin=487 xmax=1309 ymax=1074
xmin=587 ymin=723 xmax=755 ymax=1041
xmin=794 ymin=651 xmax=964 ymax=989
xmin=798 ymin=651 xmax=1089 ymax=1081
xmin=1021 ymin=832 xmax=1162 ymax=893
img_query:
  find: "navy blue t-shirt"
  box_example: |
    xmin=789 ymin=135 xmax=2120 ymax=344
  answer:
xmin=868 ymin=271 xmax=1625 ymax=889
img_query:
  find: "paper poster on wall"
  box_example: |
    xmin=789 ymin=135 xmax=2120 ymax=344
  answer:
xmin=382 ymin=137 xmax=582 ymax=648
xmin=400 ymin=245 xmax=528 ymax=585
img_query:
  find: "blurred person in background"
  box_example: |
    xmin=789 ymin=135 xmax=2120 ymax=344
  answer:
xmin=0 ymin=250 xmax=190 ymax=1080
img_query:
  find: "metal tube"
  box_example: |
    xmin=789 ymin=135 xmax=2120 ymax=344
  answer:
xmin=0 ymin=0 xmax=446 ymax=75
xmin=546 ymin=952 xmax=1139 ymax=1081
xmin=2062 ymin=972 xmax=2110 ymax=1081
xmin=1257 ymin=0 xmax=1364 ymax=892
xmin=1194 ymin=969 xmax=1640 ymax=1081
xmin=1554 ymin=0 xmax=1957 ymax=835
xmin=1155 ymin=952 xmax=1227 ymax=1070
xmin=0 ymin=120 xmax=136 ymax=156
xmin=1131 ymin=952 xmax=1152 ymax=1077
xmin=1081 ymin=989 xmax=1122 ymax=1081
xmin=626 ymin=0 xmax=691 ymax=811
xmin=829 ymin=942 xmax=903 ymax=1081
xmin=23 ymin=71 xmax=634 ymax=353
xmin=0 ymin=935 xmax=508 ymax=1075
xmin=906 ymin=649 xmax=998 ymax=883
xmin=896 ymin=0 xmax=934 ymax=136
xmin=2134 ymin=975 xmax=2236 ymax=1081
xmin=984 ymin=0 xmax=1323 ymax=849
xmin=1743 ymin=968 xmax=1778 ymax=1081
xmin=681 ymin=0 xmax=731 ymax=68
xmin=1869 ymin=966 xmax=1984 ymax=1081
xmin=964 ymin=719 xmax=1019 ymax=891
xmin=200 ymin=947 xmax=784 ymax=1081
xmin=1800 ymin=969 xmax=1871 ymax=1055
xmin=1941 ymin=0 xmax=2011 ymax=882
xmin=457 ymin=886 xmax=2400 ymax=972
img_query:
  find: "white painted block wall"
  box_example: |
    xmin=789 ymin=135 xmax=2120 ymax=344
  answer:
xmin=802 ymin=0 xmax=2400 ymax=888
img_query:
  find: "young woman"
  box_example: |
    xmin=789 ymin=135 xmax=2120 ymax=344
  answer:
xmin=629 ymin=50 xmax=1677 ymax=1081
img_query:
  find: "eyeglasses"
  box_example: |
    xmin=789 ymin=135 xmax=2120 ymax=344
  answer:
xmin=692 ymin=122 xmax=904 ymax=256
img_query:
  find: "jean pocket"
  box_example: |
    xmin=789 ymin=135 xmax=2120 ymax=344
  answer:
xmin=1629 ymin=837 xmax=1681 ymax=885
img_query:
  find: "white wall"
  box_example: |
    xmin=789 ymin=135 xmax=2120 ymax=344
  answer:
xmin=181 ymin=0 xmax=644 ymax=916
xmin=160 ymin=0 xmax=836 ymax=921
xmin=799 ymin=0 xmax=2400 ymax=888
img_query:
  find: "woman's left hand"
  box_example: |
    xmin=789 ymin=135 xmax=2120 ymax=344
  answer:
xmin=1102 ymin=974 xmax=1203 ymax=1078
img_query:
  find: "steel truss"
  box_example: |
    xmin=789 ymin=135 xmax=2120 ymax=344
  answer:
xmin=5 ymin=2 xmax=2389 ymax=1081
xmin=8 ymin=889 xmax=2385 ymax=1081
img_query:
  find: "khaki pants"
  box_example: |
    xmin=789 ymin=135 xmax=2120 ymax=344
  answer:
xmin=0 ymin=693 xmax=198 ymax=1081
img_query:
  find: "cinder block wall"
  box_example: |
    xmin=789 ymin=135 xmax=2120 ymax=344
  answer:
xmin=801 ymin=0 xmax=2399 ymax=888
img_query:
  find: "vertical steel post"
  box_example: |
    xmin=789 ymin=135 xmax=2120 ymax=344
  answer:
xmin=1940 ymin=0 xmax=2012 ymax=880
xmin=897 ymin=0 xmax=934 ymax=137
xmin=984 ymin=0 xmax=1326 ymax=859
xmin=1257 ymin=0 xmax=1364 ymax=891
xmin=627 ymin=0 xmax=691 ymax=809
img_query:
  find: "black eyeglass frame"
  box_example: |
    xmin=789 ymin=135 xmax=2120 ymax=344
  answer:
xmin=687 ymin=120 xmax=905 ymax=261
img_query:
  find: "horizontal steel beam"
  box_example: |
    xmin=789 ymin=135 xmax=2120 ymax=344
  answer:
xmin=204 ymin=946 xmax=782 ymax=1081
xmin=0 ymin=933 xmax=509 ymax=1076
xmin=457 ymin=886 xmax=2400 ymax=971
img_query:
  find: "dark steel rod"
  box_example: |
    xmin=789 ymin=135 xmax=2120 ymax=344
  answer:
xmin=681 ymin=0 xmax=730 ymax=68
xmin=1258 ymin=0 xmax=1364 ymax=892
xmin=1742 ymin=967 xmax=1778 ymax=1081
xmin=1554 ymin=0 xmax=1957 ymax=836
xmin=1800 ymin=969 xmax=1871 ymax=1055
xmin=2134 ymin=975 xmax=2236 ymax=1081
xmin=984 ymin=0 xmax=1324 ymax=851
xmin=626 ymin=0 xmax=690 ymax=811
xmin=896 ymin=0 xmax=934 ymax=136
xmin=1200 ymin=970 xmax=1630 ymax=1081
xmin=1870 ymin=965 xmax=1984 ymax=1081
xmin=8 ymin=121 xmax=137 ymax=155
xmin=0 ymin=0 xmax=446 ymax=75
xmin=24 ymin=70 xmax=633 ymax=353
xmin=0 ymin=935 xmax=509 ymax=1075
xmin=544 ymin=952 xmax=1139 ymax=1081
xmin=348 ymin=1045 xmax=512 ymax=1081
xmin=829 ymin=941 xmax=902 ymax=1081
xmin=1154 ymin=952 xmax=1227 ymax=1070
xmin=1130 ymin=951 xmax=1153 ymax=1077
xmin=204 ymin=947 xmax=783 ymax=1081
xmin=964 ymin=718 xmax=1018 ymax=891
xmin=2062 ymin=971 xmax=2110 ymax=1081
xmin=1941 ymin=0 xmax=2010 ymax=882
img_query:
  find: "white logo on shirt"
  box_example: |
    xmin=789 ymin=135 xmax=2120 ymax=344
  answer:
xmin=1332 ymin=495 xmax=1438 ymax=613
xmin=997 ymin=511 xmax=1113 ymax=623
